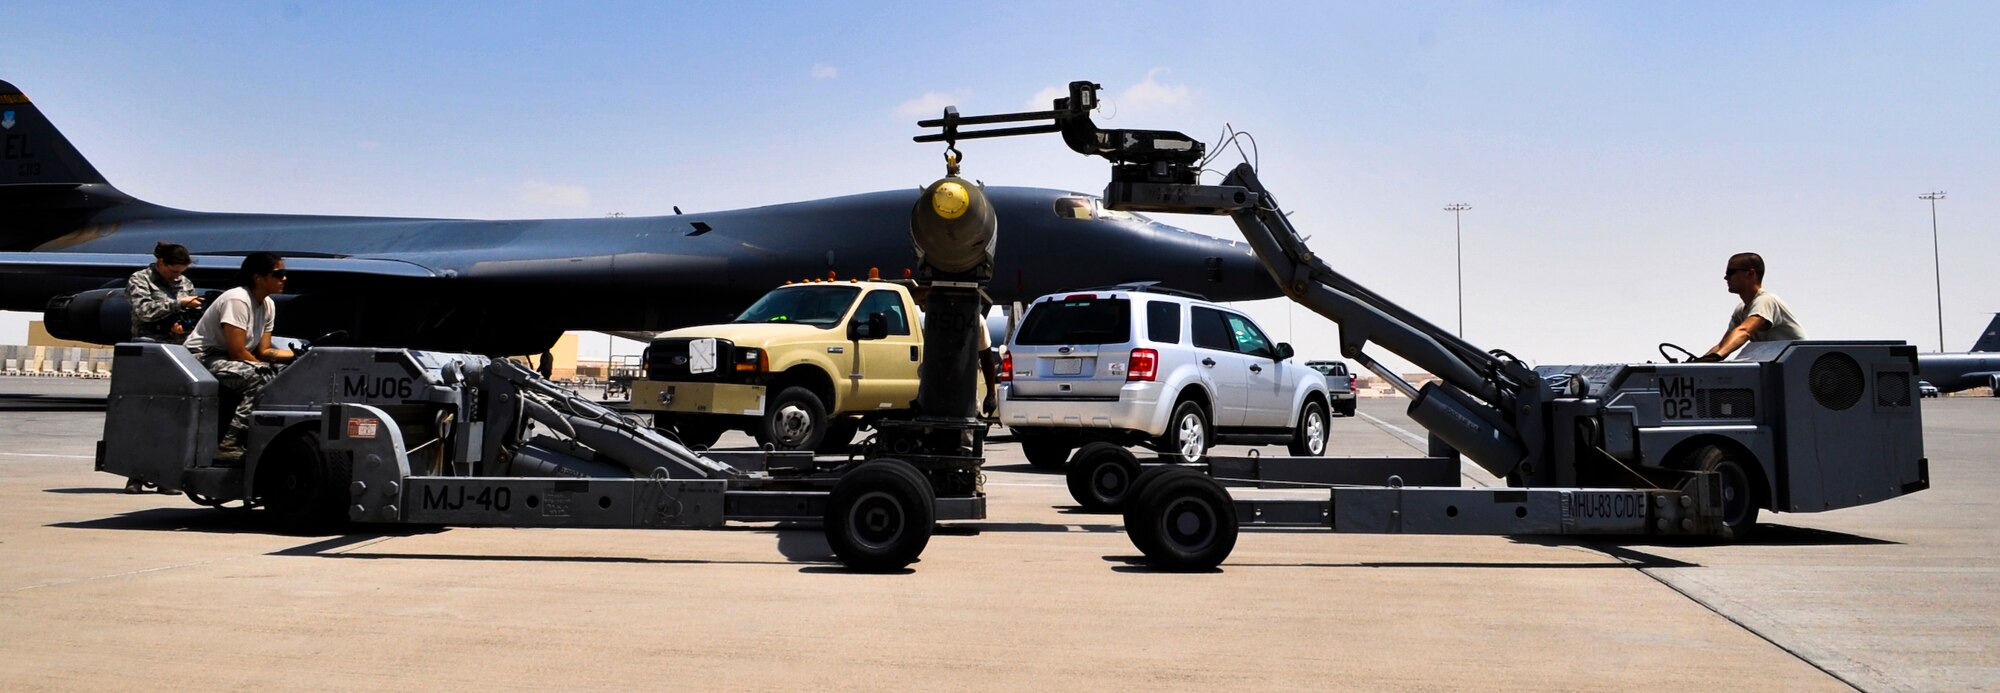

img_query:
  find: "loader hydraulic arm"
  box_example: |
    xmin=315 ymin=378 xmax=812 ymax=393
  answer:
xmin=915 ymin=81 xmax=1552 ymax=478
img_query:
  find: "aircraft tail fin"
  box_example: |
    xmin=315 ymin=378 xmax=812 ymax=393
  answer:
xmin=0 ymin=80 xmax=113 ymax=190
xmin=0 ymin=79 xmax=142 ymax=249
xmin=1972 ymin=314 xmax=2000 ymax=352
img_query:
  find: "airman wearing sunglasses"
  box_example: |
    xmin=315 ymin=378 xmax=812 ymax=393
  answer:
xmin=183 ymin=252 xmax=296 ymax=461
xmin=1694 ymin=252 xmax=1806 ymax=362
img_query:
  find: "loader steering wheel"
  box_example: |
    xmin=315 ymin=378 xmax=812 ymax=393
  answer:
xmin=1658 ymin=342 xmax=1696 ymax=364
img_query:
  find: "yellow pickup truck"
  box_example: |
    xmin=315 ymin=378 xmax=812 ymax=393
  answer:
xmin=632 ymin=280 xmax=924 ymax=452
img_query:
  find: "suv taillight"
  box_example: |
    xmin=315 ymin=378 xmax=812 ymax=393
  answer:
xmin=1000 ymin=350 xmax=1013 ymax=383
xmin=1127 ymin=348 xmax=1159 ymax=382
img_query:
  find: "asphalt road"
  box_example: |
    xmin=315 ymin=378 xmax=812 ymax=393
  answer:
xmin=0 ymin=377 xmax=1992 ymax=690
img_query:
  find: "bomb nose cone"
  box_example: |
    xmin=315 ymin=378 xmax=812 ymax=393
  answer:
xmin=910 ymin=176 xmax=998 ymax=278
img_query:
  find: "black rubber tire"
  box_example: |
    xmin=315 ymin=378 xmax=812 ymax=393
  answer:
xmin=1287 ymin=399 xmax=1330 ymax=457
xmin=255 ymin=430 xmax=350 ymax=534
xmin=1335 ymin=399 xmax=1356 ymax=417
xmin=658 ymin=415 xmax=727 ymax=450
xmin=1677 ymin=444 xmax=1762 ymax=539
xmin=1121 ymin=465 xmax=1204 ymax=556
xmin=1152 ymin=399 xmax=1211 ymax=464
xmin=1127 ymin=469 xmax=1238 ymax=571
xmin=755 ymin=386 xmax=828 ymax=451
xmin=1020 ymin=434 xmax=1075 ymax=470
xmin=815 ymin=419 xmax=863 ymax=455
xmin=1066 ymin=442 xmax=1142 ymax=512
xmin=824 ymin=459 xmax=936 ymax=572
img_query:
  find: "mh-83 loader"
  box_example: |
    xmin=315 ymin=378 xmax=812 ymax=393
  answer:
xmin=918 ymin=81 xmax=1929 ymax=570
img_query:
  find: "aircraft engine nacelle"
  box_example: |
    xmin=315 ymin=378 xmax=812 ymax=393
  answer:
xmin=909 ymin=176 xmax=997 ymax=282
xmin=43 ymin=288 xmax=135 ymax=345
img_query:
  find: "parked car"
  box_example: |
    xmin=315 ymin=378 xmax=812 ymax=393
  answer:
xmin=1305 ymin=360 xmax=1358 ymax=416
xmin=1919 ymin=381 xmax=1940 ymax=398
xmin=998 ymin=284 xmax=1331 ymax=468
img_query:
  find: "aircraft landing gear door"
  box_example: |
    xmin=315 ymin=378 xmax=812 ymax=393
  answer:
xmin=852 ymin=289 xmax=919 ymax=410
xmin=1191 ymin=306 xmax=1251 ymax=426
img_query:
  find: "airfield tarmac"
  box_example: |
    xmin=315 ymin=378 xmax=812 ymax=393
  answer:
xmin=0 ymin=376 xmax=1992 ymax=691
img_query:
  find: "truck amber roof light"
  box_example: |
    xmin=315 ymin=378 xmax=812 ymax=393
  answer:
xmin=869 ymin=267 xmax=881 ymax=280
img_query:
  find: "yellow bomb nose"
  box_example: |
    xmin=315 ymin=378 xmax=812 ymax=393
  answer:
xmin=931 ymin=181 xmax=971 ymax=220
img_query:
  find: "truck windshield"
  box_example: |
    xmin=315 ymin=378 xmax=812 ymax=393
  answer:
xmin=733 ymin=285 xmax=862 ymax=327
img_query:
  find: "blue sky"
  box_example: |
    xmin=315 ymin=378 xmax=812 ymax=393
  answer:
xmin=6 ymin=2 xmax=1997 ymax=369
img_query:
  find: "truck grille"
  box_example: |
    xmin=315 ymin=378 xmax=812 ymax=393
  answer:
xmin=644 ymin=338 xmax=734 ymax=381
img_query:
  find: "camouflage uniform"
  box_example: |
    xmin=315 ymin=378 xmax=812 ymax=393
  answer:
xmin=197 ymin=351 xmax=279 ymax=439
xmin=126 ymin=266 xmax=198 ymax=344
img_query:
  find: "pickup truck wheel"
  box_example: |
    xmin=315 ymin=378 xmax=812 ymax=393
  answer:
xmin=256 ymin=430 xmax=349 ymax=534
xmin=825 ymin=459 xmax=935 ymax=572
xmin=1153 ymin=399 xmax=1211 ymax=464
xmin=1021 ymin=435 xmax=1074 ymax=470
xmin=755 ymin=386 xmax=828 ymax=451
xmin=1335 ymin=399 xmax=1356 ymax=417
xmin=1287 ymin=400 xmax=1329 ymax=457
xmin=1066 ymin=441 xmax=1141 ymax=512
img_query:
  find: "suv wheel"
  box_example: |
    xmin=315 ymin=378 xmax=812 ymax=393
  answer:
xmin=1153 ymin=399 xmax=1210 ymax=464
xmin=755 ymin=386 xmax=828 ymax=451
xmin=1021 ymin=434 xmax=1074 ymax=470
xmin=1287 ymin=399 xmax=1328 ymax=457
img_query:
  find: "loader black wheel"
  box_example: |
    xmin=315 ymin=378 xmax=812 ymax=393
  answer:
xmin=1675 ymin=444 xmax=1762 ymax=539
xmin=755 ymin=386 xmax=828 ymax=451
xmin=255 ymin=430 xmax=350 ymax=534
xmin=1066 ymin=442 xmax=1141 ymax=512
xmin=1127 ymin=469 xmax=1237 ymax=571
xmin=1020 ymin=434 xmax=1074 ymax=470
xmin=1121 ymin=465 xmax=1205 ymax=558
xmin=825 ymin=459 xmax=935 ymax=572
xmin=1287 ymin=399 xmax=1329 ymax=457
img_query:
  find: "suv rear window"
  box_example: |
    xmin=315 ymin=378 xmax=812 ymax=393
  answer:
xmin=1018 ymin=297 xmax=1131 ymax=345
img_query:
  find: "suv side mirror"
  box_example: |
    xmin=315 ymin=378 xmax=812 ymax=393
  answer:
xmin=1274 ymin=342 xmax=1295 ymax=361
xmin=848 ymin=312 xmax=891 ymax=341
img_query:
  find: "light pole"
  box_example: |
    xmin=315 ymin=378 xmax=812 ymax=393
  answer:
xmin=1920 ymin=192 xmax=1946 ymax=352
xmin=1444 ymin=203 xmax=1471 ymax=338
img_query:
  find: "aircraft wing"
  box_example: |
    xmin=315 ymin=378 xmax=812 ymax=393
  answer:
xmin=0 ymin=252 xmax=441 ymax=283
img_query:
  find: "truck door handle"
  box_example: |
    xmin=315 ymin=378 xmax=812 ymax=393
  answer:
xmin=1202 ymin=358 xmax=1216 ymax=367
xmin=1250 ymin=364 xmax=1263 ymax=373
xmin=910 ymin=346 xmax=920 ymax=361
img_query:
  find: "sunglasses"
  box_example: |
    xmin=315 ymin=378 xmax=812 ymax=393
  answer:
xmin=1724 ymin=267 xmax=1753 ymax=276
xmin=267 ymin=270 xmax=289 ymax=279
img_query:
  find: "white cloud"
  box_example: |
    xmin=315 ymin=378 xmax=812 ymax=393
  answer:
xmin=517 ymin=180 xmax=591 ymax=209
xmin=1116 ymin=68 xmax=1193 ymax=112
xmin=1025 ymin=85 xmax=1068 ymax=111
xmin=894 ymin=90 xmax=972 ymax=118
xmin=811 ymin=64 xmax=838 ymax=80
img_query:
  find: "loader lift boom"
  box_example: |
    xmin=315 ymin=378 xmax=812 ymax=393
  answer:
xmin=919 ymin=81 xmax=1547 ymax=480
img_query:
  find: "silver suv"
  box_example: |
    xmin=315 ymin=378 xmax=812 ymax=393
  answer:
xmin=998 ymin=284 xmax=1331 ymax=468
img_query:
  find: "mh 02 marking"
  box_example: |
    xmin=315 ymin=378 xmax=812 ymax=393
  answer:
xmin=1659 ymin=375 xmax=1697 ymax=420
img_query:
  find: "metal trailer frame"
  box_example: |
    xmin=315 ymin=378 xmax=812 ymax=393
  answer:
xmin=98 ymin=343 xmax=986 ymax=572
